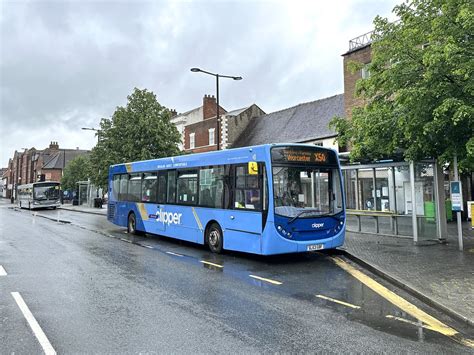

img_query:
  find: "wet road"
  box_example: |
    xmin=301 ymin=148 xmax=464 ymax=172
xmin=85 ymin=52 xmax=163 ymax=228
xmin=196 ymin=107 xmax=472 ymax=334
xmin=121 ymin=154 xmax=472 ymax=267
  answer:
xmin=1 ymin=203 xmax=473 ymax=353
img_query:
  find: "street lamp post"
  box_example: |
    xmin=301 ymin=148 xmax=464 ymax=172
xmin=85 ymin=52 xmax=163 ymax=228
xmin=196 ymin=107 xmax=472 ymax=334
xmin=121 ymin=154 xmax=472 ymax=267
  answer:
xmin=190 ymin=68 xmax=242 ymax=150
xmin=81 ymin=127 xmax=101 ymax=144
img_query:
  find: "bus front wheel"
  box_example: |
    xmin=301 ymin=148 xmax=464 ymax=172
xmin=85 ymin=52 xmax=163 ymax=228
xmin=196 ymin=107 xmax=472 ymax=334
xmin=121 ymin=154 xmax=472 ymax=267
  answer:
xmin=207 ymin=223 xmax=223 ymax=254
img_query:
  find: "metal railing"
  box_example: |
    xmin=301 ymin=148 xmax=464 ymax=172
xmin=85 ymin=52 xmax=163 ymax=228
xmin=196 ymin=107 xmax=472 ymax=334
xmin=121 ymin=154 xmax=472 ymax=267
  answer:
xmin=348 ymin=30 xmax=374 ymax=51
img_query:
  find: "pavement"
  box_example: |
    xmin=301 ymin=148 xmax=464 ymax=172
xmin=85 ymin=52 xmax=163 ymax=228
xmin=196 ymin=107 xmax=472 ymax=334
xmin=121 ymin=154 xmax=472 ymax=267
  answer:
xmin=42 ymin=202 xmax=474 ymax=327
xmin=60 ymin=202 xmax=107 ymax=215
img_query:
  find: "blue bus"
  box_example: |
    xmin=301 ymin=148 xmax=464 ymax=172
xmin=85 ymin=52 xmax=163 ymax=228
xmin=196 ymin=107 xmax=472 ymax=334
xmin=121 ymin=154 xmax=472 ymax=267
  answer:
xmin=107 ymin=144 xmax=345 ymax=255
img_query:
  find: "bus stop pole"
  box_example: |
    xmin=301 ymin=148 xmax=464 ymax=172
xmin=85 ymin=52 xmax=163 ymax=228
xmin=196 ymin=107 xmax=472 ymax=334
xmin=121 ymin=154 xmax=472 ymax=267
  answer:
xmin=453 ymin=155 xmax=463 ymax=251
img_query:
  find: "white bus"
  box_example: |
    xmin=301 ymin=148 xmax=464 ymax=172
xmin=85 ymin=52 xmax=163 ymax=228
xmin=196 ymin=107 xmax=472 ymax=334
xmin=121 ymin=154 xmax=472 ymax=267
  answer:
xmin=17 ymin=181 xmax=61 ymax=210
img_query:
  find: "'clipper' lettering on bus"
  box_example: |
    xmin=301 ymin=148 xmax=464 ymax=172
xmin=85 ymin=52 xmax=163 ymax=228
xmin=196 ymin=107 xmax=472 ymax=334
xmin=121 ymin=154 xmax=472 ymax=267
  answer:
xmin=156 ymin=208 xmax=182 ymax=225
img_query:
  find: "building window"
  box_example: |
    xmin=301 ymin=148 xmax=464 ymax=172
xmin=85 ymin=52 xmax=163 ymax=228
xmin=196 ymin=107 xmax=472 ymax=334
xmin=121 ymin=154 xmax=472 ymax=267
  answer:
xmin=361 ymin=63 xmax=371 ymax=79
xmin=190 ymin=133 xmax=195 ymax=149
xmin=209 ymin=128 xmax=215 ymax=146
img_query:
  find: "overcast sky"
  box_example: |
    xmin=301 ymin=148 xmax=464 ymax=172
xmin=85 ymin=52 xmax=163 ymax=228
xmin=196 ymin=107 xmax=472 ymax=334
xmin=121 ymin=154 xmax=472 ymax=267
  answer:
xmin=0 ymin=0 xmax=399 ymax=167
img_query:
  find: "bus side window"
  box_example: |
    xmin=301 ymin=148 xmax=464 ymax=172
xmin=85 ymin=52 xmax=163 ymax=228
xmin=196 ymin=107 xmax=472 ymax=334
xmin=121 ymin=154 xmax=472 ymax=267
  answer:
xmin=142 ymin=173 xmax=157 ymax=203
xmin=112 ymin=175 xmax=120 ymax=201
xmin=157 ymin=172 xmax=167 ymax=204
xmin=119 ymin=174 xmax=128 ymax=201
xmin=199 ymin=166 xmax=224 ymax=208
xmin=128 ymin=174 xmax=142 ymax=202
xmin=177 ymin=170 xmax=198 ymax=205
xmin=233 ymin=164 xmax=262 ymax=210
xmin=167 ymin=171 xmax=176 ymax=204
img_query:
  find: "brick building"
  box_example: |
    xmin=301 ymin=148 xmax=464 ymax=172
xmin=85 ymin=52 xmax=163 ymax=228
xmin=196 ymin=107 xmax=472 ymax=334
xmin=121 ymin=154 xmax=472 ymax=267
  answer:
xmin=184 ymin=103 xmax=266 ymax=153
xmin=342 ymin=31 xmax=373 ymax=120
xmin=2 ymin=141 xmax=89 ymax=199
xmin=171 ymin=95 xmax=227 ymax=151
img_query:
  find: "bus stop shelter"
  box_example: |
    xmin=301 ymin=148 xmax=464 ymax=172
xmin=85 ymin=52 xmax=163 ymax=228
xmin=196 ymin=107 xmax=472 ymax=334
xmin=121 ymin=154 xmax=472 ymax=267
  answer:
xmin=340 ymin=158 xmax=448 ymax=243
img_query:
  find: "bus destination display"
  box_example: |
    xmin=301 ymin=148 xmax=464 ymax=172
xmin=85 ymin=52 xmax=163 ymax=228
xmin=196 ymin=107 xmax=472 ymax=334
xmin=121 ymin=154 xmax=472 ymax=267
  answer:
xmin=271 ymin=146 xmax=337 ymax=165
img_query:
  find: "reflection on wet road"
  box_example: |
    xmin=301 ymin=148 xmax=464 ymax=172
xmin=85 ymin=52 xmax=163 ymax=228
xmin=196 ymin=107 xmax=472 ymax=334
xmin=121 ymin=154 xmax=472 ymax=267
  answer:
xmin=2 ymin=205 xmax=473 ymax=353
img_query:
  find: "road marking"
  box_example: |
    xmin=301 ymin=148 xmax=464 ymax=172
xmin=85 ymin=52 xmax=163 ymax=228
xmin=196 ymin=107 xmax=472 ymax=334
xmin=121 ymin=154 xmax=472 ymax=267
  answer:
xmin=142 ymin=245 xmax=154 ymax=249
xmin=316 ymin=294 xmax=360 ymax=309
xmin=0 ymin=265 xmax=7 ymax=276
xmin=332 ymin=257 xmax=457 ymax=337
xmin=166 ymin=251 xmax=183 ymax=257
xmin=11 ymin=292 xmax=56 ymax=355
xmin=386 ymin=315 xmax=437 ymax=332
xmin=249 ymin=275 xmax=282 ymax=285
xmin=120 ymin=238 xmax=132 ymax=243
xmin=385 ymin=315 xmax=474 ymax=348
xmin=200 ymin=260 xmax=223 ymax=268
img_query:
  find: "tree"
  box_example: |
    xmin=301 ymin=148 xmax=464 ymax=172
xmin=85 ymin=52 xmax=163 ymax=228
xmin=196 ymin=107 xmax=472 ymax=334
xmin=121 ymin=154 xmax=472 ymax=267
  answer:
xmin=61 ymin=155 xmax=92 ymax=191
xmin=331 ymin=0 xmax=473 ymax=170
xmin=89 ymin=88 xmax=181 ymax=187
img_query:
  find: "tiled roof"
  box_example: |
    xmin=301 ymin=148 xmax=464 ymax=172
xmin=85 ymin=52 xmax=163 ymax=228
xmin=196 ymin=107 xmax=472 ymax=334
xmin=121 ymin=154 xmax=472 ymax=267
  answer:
xmin=232 ymin=94 xmax=344 ymax=147
xmin=42 ymin=149 xmax=90 ymax=169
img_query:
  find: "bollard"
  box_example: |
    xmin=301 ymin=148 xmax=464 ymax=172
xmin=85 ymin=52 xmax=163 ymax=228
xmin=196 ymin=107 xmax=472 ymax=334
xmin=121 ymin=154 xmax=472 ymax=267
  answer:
xmin=471 ymin=202 xmax=474 ymax=230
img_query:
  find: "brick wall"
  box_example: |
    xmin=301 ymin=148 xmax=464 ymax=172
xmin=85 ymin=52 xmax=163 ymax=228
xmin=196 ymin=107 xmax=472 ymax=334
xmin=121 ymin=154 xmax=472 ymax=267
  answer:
xmin=184 ymin=117 xmax=218 ymax=153
xmin=44 ymin=169 xmax=62 ymax=182
xmin=343 ymin=45 xmax=372 ymax=119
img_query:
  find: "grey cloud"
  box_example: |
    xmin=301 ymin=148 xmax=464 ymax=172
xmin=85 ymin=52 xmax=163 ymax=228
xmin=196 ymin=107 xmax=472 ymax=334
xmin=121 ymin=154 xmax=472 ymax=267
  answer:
xmin=0 ymin=0 xmax=399 ymax=166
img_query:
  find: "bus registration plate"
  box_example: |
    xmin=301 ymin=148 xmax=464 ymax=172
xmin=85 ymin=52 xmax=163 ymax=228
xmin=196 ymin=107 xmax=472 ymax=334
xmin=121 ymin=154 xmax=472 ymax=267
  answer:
xmin=307 ymin=244 xmax=324 ymax=251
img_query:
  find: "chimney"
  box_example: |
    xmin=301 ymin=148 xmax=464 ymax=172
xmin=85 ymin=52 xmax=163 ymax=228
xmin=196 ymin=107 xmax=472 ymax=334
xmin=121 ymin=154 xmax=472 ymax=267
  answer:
xmin=49 ymin=141 xmax=59 ymax=150
xmin=170 ymin=109 xmax=178 ymax=118
xmin=203 ymin=94 xmax=217 ymax=120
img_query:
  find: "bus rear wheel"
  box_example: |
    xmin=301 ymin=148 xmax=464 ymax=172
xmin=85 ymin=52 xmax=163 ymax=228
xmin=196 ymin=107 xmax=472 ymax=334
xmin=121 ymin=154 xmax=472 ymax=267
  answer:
xmin=206 ymin=223 xmax=223 ymax=254
xmin=128 ymin=212 xmax=138 ymax=235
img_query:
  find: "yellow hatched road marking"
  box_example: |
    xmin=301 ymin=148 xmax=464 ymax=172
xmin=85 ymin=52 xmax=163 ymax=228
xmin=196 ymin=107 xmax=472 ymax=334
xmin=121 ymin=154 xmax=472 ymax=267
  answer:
xmin=386 ymin=315 xmax=438 ymax=332
xmin=200 ymin=260 xmax=223 ymax=268
xmin=316 ymin=294 xmax=360 ymax=309
xmin=332 ymin=257 xmax=458 ymax=337
xmin=249 ymin=275 xmax=282 ymax=285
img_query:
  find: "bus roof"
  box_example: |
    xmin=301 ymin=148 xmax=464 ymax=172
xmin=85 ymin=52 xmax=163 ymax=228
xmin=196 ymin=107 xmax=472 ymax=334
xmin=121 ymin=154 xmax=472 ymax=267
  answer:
xmin=109 ymin=143 xmax=339 ymax=175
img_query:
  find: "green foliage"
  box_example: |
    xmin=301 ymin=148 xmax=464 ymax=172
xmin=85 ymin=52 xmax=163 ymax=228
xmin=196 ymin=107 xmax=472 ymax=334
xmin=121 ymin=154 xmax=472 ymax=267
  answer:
xmin=331 ymin=0 xmax=474 ymax=170
xmin=61 ymin=155 xmax=92 ymax=191
xmin=89 ymin=88 xmax=181 ymax=187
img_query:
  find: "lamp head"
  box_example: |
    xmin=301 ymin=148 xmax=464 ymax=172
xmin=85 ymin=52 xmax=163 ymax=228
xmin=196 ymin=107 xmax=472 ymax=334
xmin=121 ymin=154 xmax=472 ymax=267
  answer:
xmin=233 ymin=76 xmax=243 ymax=81
xmin=190 ymin=68 xmax=201 ymax=72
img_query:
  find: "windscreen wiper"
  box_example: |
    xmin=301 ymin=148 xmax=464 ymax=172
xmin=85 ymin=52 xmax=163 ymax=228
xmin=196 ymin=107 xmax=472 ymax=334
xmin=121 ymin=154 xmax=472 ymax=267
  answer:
xmin=288 ymin=209 xmax=323 ymax=224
